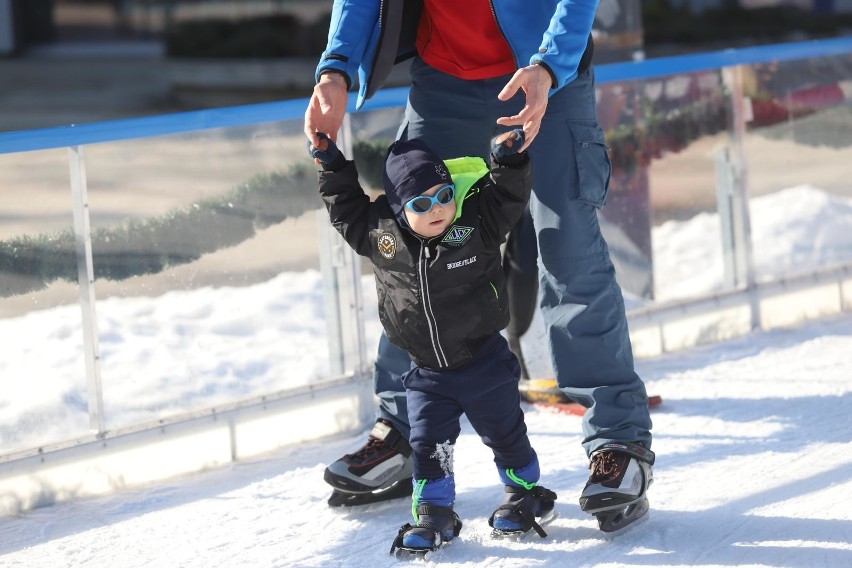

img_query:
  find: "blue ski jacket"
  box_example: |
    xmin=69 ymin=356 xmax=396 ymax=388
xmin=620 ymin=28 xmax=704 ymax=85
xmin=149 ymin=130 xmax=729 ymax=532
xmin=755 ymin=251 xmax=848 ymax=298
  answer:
xmin=315 ymin=0 xmax=599 ymax=109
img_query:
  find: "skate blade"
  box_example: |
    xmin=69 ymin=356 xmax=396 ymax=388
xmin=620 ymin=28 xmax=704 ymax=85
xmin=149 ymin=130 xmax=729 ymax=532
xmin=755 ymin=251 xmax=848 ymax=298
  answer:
xmin=391 ymin=537 xmax=452 ymax=558
xmin=324 ymin=467 xmax=412 ymax=494
xmin=328 ymin=481 xmax=411 ymax=508
xmin=596 ymin=497 xmax=649 ymax=539
xmin=581 ymin=491 xmax=647 ymax=515
xmin=392 ymin=547 xmax=431 ymax=558
xmin=491 ymin=510 xmax=558 ymax=540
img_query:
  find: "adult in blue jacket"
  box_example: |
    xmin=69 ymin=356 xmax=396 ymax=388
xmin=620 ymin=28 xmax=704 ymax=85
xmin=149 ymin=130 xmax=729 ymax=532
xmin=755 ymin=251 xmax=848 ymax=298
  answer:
xmin=304 ymin=0 xmax=655 ymax=533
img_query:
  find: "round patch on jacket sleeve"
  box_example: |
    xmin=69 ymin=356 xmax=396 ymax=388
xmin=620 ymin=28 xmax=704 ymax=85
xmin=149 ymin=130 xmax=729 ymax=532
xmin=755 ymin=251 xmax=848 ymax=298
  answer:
xmin=377 ymin=233 xmax=397 ymax=259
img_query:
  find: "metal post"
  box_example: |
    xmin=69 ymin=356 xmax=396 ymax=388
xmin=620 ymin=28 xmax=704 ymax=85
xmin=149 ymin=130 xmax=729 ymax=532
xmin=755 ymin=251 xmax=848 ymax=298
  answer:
xmin=68 ymin=146 xmax=105 ymax=434
xmin=337 ymin=114 xmax=368 ymax=376
xmin=723 ymin=65 xmax=760 ymax=330
xmin=318 ymin=114 xmax=368 ymax=377
xmin=715 ymin=147 xmax=738 ymax=289
xmin=318 ymin=209 xmax=345 ymax=376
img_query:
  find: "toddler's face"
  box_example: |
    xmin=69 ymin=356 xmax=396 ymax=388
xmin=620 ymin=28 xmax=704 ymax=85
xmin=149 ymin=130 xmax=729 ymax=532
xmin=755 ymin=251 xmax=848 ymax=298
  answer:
xmin=404 ymin=183 xmax=457 ymax=238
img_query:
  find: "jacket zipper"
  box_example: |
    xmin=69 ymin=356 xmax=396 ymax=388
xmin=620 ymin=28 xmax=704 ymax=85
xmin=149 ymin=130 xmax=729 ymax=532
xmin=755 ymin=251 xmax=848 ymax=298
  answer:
xmin=418 ymin=238 xmax=448 ymax=367
xmin=488 ymin=0 xmax=518 ymax=68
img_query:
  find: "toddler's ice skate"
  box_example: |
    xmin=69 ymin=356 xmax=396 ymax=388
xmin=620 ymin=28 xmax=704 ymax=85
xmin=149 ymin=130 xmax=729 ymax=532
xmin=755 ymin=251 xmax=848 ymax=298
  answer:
xmin=488 ymin=484 xmax=558 ymax=538
xmin=389 ymin=503 xmax=462 ymax=556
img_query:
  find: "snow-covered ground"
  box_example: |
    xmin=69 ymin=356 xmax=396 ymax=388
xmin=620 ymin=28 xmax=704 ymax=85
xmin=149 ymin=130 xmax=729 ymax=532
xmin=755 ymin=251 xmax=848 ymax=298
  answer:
xmin=0 ymin=185 xmax=851 ymax=567
xmin=1 ymin=313 xmax=850 ymax=567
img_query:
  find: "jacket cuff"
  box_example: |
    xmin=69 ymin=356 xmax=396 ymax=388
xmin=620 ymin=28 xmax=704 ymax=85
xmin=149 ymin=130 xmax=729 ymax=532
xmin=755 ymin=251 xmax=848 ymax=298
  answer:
xmin=531 ymin=60 xmax=557 ymax=89
xmin=491 ymin=152 xmax=529 ymax=168
xmin=315 ymin=64 xmax=353 ymax=90
xmin=320 ymin=154 xmax=350 ymax=173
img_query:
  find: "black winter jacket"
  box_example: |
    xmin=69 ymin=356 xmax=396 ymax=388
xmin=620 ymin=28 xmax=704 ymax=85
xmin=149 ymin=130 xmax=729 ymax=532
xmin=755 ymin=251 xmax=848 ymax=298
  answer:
xmin=317 ymin=155 xmax=531 ymax=370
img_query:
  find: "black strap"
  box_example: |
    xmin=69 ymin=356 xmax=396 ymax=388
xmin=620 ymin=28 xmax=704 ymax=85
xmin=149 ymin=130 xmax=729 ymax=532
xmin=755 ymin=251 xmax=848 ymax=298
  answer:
xmin=592 ymin=441 xmax=655 ymax=465
xmin=488 ymin=486 xmax=557 ymax=538
xmin=579 ymin=34 xmax=594 ymax=74
xmin=381 ymin=426 xmax=412 ymax=457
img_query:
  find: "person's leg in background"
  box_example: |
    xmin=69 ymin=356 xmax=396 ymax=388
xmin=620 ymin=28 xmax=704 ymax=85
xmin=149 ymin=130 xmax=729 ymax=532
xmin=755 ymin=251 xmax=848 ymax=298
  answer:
xmin=504 ymin=210 xmax=578 ymax=405
xmin=503 ymin=209 xmax=538 ymax=382
xmin=323 ymin=332 xmax=414 ymax=505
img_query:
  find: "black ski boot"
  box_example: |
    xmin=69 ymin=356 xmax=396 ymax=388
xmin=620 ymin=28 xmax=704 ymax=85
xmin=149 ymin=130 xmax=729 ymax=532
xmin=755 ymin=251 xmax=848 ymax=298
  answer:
xmin=389 ymin=503 xmax=463 ymax=556
xmin=488 ymin=485 xmax=558 ymax=538
xmin=579 ymin=442 xmax=655 ymax=534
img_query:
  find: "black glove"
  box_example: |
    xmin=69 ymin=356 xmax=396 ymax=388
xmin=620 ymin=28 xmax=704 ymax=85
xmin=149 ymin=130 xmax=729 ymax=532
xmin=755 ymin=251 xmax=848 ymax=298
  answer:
xmin=307 ymin=132 xmax=346 ymax=171
xmin=490 ymin=129 xmax=527 ymax=165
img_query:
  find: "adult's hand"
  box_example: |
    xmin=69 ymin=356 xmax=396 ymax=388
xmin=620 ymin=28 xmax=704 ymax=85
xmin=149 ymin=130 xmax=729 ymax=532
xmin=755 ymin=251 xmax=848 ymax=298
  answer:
xmin=496 ymin=64 xmax=553 ymax=151
xmin=304 ymin=72 xmax=348 ymax=152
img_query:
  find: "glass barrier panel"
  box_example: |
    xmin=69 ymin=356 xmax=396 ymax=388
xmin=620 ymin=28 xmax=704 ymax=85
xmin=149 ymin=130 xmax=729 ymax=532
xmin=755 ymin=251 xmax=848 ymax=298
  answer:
xmin=0 ymin=148 xmax=92 ymax=454
xmin=347 ymin=106 xmax=407 ymax=358
xmin=598 ymin=77 xmax=654 ymax=303
xmin=742 ymin=53 xmax=852 ymax=283
xmin=349 ymin=106 xmax=406 ymax=190
xmin=623 ymin=69 xmax=733 ymax=303
xmin=80 ymin=118 xmax=333 ymax=429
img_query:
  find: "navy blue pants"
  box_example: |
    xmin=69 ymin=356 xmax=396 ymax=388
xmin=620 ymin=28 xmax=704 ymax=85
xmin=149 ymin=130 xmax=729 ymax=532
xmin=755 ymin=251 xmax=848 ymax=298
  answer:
xmin=403 ymin=333 xmax=533 ymax=480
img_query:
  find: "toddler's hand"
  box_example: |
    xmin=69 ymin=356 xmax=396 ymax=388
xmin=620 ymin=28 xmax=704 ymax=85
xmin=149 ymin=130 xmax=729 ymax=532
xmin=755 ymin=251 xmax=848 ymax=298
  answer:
xmin=307 ymin=132 xmax=342 ymax=166
xmin=491 ymin=129 xmax=526 ymax=160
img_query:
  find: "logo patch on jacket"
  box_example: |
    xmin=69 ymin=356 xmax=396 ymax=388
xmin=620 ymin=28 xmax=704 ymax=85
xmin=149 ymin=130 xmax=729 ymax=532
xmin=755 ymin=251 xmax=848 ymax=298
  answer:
xmin=446 ymin=256 xmax=477 ymax=270
xmin=441 ymin=225 xmax=474 ymax=246
xmin=377 ymin=233 xmax=397 ymax=259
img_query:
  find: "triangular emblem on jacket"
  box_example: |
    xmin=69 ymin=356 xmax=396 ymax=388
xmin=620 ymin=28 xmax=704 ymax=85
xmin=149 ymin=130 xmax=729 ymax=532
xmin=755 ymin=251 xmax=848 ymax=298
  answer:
xmin=442 ymin=225 xmax=474 ymax=245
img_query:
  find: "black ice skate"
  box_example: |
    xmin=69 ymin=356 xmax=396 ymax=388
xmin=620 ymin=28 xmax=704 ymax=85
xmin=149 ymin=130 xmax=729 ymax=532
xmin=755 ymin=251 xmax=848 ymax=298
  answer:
xmin=488 ymin=484 xmax=558 ymax=538
xmin=324 ymin=419 xmax=413 ymax=507
xmin=579 ymin=442 xmax=655 ymax=534
xmin=389 ymin=504 xmax=463 ymax=556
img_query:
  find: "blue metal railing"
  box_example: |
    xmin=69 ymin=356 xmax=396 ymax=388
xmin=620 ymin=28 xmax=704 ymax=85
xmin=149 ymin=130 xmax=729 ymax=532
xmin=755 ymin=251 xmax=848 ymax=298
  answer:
xmin=1 ymin=36 xmax=850 ymax=155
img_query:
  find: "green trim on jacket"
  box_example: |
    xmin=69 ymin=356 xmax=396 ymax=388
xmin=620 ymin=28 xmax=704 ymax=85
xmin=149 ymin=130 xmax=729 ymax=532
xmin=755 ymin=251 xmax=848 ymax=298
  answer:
xmin=444 ymin=156 xmax=489 ymax=223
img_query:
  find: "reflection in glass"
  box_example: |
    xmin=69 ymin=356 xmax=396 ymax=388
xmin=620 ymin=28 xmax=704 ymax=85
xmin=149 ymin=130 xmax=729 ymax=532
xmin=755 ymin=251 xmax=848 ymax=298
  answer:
xmin=80 ymin=119 xmax=333 ymax=429
xmin=605 ymin=70 xmax=730 ymax=302
xmin=742 ymin=54 xmax=852 ymax=282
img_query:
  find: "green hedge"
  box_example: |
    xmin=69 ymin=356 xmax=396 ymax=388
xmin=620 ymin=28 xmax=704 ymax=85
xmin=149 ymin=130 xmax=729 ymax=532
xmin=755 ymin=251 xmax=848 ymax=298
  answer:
xmin=0 ymin=143 xmax=389 ymax=299
xmin=0 ymin=164 xmax=319 ymax=298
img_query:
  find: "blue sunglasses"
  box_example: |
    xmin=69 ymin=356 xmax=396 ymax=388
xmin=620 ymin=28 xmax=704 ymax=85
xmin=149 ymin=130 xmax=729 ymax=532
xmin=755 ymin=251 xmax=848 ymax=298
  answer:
xmin=405 ymin=184 xmax=455 ymax=214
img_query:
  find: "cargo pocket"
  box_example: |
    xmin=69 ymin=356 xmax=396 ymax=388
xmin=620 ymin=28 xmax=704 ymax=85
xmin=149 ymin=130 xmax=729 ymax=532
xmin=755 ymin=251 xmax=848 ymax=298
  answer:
xmin=567 ymin=121 xmax=612 ymax=208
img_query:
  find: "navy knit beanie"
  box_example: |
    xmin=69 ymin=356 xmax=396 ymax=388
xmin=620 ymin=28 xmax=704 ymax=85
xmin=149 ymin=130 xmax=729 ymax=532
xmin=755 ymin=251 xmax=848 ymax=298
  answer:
xmin=382 ymin=139 xmax=451 ymax=216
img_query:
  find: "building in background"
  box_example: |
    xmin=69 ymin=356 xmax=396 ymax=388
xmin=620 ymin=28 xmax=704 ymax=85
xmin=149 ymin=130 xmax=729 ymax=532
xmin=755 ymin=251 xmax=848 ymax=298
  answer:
xmin=0 ymin=0 xmax=56 ymax=55
xmin=0 ymin=0 xmax=14 ymax=55
xmin=668 ymin=0 xmax=852 ymax=12
xmin=5 ymin=1 xmax=851 ymax=58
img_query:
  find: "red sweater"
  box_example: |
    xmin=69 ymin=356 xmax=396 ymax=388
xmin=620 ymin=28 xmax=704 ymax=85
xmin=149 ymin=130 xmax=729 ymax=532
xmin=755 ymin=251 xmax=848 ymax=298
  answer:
xmin=417 ymin=0 xmax=517 ymax=80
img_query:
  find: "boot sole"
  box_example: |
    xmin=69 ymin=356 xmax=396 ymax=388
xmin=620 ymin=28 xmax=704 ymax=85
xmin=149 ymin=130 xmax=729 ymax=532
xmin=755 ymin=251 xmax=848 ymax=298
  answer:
xmin=490 ymin=509 xmax=558 ymax=539
xmin=327 ymin=477 xmax=412 ymax=507
xmin=323 ymin=466 xmax=410 ymax=493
